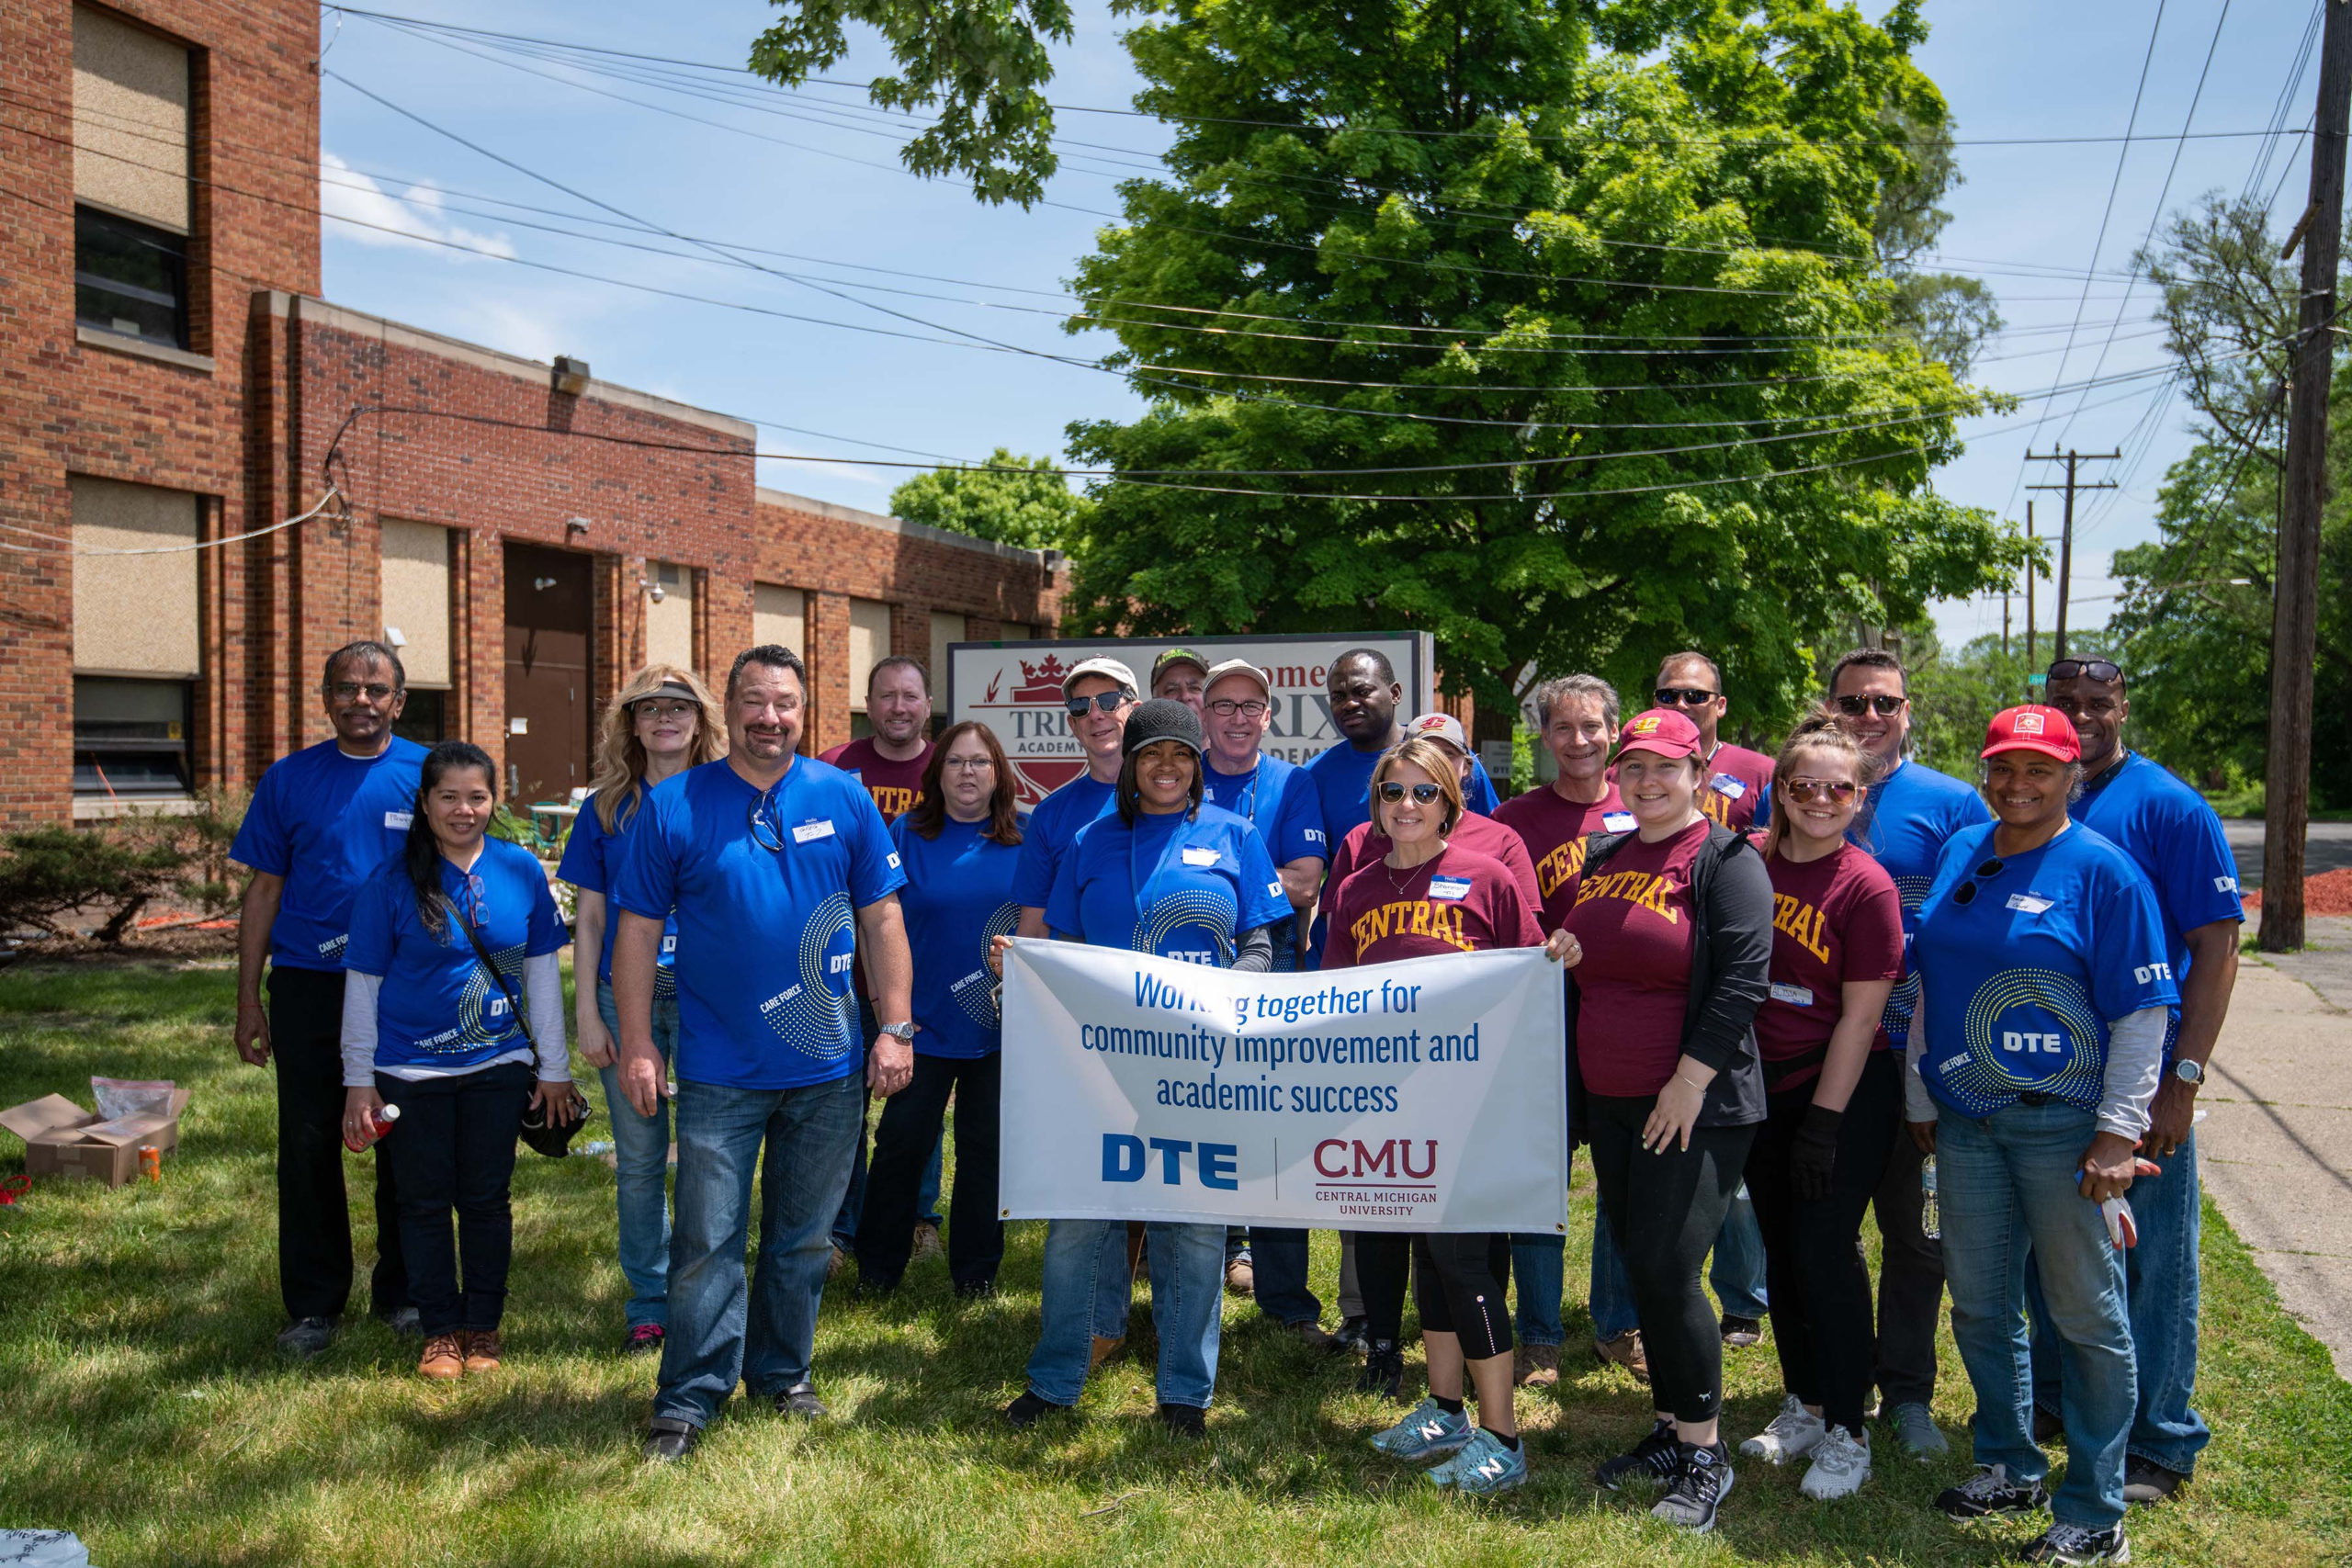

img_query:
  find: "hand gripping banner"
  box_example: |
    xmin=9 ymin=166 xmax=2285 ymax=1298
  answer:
xmin=998 ymin=941 xmax=1567 ymax=1232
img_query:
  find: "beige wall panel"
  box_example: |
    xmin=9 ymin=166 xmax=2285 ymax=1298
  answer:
xmin=753 ymin=582 xmax=806 ymax=660
xmin=74 ymin=6 xmax=191 ymax=231
xmin=928 ymin=612 xmax=965 ymax=696
xmin=848 ymin=597 xmax=891 ymax=711
xmin=646 ymin=562 xmax=695 ymax=672
xmin=379 ymin=519 xmax=452 ymax=687
xmin=72 ymin=476 xmax=199 ymax=675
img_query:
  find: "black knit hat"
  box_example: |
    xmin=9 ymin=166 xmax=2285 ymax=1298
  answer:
xmin=1122 ymin=698 xmax=1205 ymax=756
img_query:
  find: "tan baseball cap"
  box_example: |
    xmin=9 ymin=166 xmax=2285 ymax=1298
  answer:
xmin=1060 ymin=655 xmax=1139 ymax=698
xmin=1406 ymin=711 xmax=1469 ymax=754
xmin=1202 ymin=658 xmax=1272 ymax=698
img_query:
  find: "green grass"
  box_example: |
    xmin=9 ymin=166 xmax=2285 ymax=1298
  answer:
xmin=2 ymin=959 xmax=2347 ymax=1566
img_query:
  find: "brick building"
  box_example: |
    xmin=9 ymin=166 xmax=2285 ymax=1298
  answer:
xmin=0 ymin=0 xmax=1063 ymax=827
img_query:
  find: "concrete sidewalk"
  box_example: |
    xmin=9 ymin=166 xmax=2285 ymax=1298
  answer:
xmin=2199 ymin=916 xmax=2352 ymax=1380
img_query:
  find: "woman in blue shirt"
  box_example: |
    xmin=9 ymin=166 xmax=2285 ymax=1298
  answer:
xmin=854 ymin=721 xmax=1023 ymax=1297
xmin=1908 ymin=706 xmax=2177 ymax=1567
xmin=997 ymin=700 xmax=1291 ymax=1438
xmin=557 ymin=664 xmax=726 ymax=1357
xmin=340 ymin=741 xmax=575 ymax=1382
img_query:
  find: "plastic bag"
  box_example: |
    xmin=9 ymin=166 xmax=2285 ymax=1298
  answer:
xmin=0 ymin=1530 xmax=96 ymax=1567
xmin=90 ymin=1077 xmax=175 ymax=1122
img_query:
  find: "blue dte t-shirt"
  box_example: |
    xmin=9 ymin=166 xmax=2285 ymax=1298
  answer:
xmin=892 ymin=816 xmax=1021 ymax=1058
xmin=1046 ymin=804 xmax=1293 ymax=962
xmin=1912 ymin=821 xmax=2179 ymax=1119
xmin=1204 ymin=751 xmax=1325 ymax=972
xmin=343 ymin=837 xmax=568 ymax=1073
xmin=1849 ymin=759 xmax=1991 ymax=1043
xmin=613 ymin=757 xmax=906 ymax=1090
xmin=2072 ymin=751 xmax=2244 ymax=1045
xmin=1463 ymin=756 xmax=1501 ymax=817
xmin=556 ymin=789 xmax=677 ymax=996
xmin=230 ymin=737 xmax=429 ymax=970
xmin=1304 ymin=736 xmax=1496 ymax=840
xmin=1012 ymin=773 xmax=1118 ymax=909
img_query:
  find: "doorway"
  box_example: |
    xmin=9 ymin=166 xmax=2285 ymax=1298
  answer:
xmin=503 ymin=542 xmax=594 ymax=804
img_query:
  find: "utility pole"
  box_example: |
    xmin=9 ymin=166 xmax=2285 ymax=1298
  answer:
xmin=2026 ymin=449 xmax=2120 ymax=660
xmin=2263 ymin=0 xmax=2352 ymax=953
xmin=2025 ymin=501 xmax=2037 ymax=669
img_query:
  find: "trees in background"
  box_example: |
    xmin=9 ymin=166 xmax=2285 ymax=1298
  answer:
xmin=888 ymin=448 xmax=1091 ymax=550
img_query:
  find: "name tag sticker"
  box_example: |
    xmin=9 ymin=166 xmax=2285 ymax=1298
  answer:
xmin=1182 ymin=846 xmax=1222 ymax=867
xmin=383 ymin=810 xmax=413 ymax=830
xmin=1602 ymin=811 xmax=1637 ymax=832
xmin=2006 ymin=892 xmax=2055 ymax=915
xmin=1711 ymin=773 xmax=1748 ymax=799
xmin=792 ymin=819 xmax=837 ymax=844
xmin=1769 ymin=981 xmax=1815 ymax=1007
xmin=1428 ymin=876 xmax=1473 ymax=901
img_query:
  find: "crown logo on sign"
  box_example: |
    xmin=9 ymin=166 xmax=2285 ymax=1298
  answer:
xmin=2016 ymin=712 xmax=2046 ymax=734
xmin=1012 ymin=653 xmax=1071 ymax=704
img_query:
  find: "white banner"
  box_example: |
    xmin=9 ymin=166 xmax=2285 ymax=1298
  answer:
xmin=999 ymin=941 xmax=1567 ymax=1232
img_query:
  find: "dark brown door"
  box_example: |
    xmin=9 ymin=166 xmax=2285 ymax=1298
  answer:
xmin=503 ymin=543 xmax=594 ymax=802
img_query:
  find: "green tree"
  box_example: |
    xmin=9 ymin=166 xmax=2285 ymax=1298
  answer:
xmin=888 ymin=448 xmax=1090 ymax=550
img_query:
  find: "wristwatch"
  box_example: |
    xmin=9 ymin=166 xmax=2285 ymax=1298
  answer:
xmin=876 ymin=1021 xmax=917 ymax=1042
xmin=2174 ymin=1058 xmax=2204 ymax=1085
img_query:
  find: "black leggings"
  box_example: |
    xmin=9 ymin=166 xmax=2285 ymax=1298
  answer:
xmin=1587 ymin=1093 xmax=1757 ymax=1424
xmin=1411 ymin=1232 xmax=1513 ymax=1361
xmin=1744 ymin=1050 xmax=1903 ymax=1437
xmin=1350 ymin=1231 xmax=1412 ymax=1346
xmin=857 ymin=1052 xmax=1003 ymax=1290
xmin=376 ymin=1060 xmax=533 ymax=1336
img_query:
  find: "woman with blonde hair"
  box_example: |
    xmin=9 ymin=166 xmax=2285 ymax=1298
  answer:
xmin=556 ymin=664 xmax=726 ymax=1355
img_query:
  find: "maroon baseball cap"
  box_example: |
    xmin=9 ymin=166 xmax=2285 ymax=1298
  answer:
xmin=1981 ymin=705 xmax=2081 ymax=762
xmin=1615 ymin=707 xmax=1704 ymax=761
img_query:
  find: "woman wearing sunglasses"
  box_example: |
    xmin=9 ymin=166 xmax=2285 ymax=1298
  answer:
xmin=855 ymin=722 xmax=1023 ymax=1298
xmin=1906 ymin=706 xmax=2176 ymax=1567
xmin=1329 ymin=736 xmax=1575 ymax=1494
xmin=995 ymin=700 xmax=1292 ymax=1438
xmin=1562 ymin=706 xmax=1772 ymax=1534
xmin=1733 ymin=711 xmax=1904 ymax=1500
xmin=340 ymin=741 xmax=575 ymax=1381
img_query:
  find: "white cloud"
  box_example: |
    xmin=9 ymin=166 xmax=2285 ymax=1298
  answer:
xmin=759 ymin=454 xmax=892 ymax=493
xmin=320 ymin=152 xmax=516 ymax=260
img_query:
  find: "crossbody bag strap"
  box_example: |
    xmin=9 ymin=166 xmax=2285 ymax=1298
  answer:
xmin=452 ymin=903 xmax=537 ymax=1053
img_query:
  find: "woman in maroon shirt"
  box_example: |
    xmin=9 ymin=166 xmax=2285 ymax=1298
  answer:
xmin=1564 ymin=707 xmax=1773 ymax=1533
xmin=1327 ymin=736 xmax=1572 ymax=1495
xmin=1736 ymin=710 xmax=1904 ymax=1501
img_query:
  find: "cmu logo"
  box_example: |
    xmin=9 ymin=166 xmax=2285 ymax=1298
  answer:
xmin=1627 ymin=714 xmax=1662 ymax=736
xmin=1314 ymin=1138 xmax=1439 ymax=1180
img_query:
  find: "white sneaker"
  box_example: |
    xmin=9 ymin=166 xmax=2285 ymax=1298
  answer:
xmin=1800 ymin=1425 xmax=1871 ymax=1499
xmin=1738 ymin=1394 xmax=1826 ymax=1466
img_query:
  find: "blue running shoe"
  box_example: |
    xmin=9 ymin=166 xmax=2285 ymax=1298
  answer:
xmin=1429 ymin=1428 xmax=1529 ymax=1495
xmin=1370 ymin=1398 xmax=1473 ymax=1461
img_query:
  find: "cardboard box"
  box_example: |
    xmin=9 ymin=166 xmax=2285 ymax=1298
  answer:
xmin=0 ymin=1088 xmax=191 ymax=1187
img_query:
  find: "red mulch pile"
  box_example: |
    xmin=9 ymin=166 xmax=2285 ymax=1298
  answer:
xmin=2241 ymin=866 xmax=2352 ymax=915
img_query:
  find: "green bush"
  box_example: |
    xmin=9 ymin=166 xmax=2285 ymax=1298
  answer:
xmin=0 ymin=788 xmax=247 ymax=943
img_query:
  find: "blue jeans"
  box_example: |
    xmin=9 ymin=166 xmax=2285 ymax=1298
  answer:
xmin=2028 ymin=1127 xmax=2209 ymax=1475
xmin=1248 ymin=1228 xmax=1321 ymax=1326
xmin=1510 ymin=1234 xmax=1567 ymax=1347
xmin=1027 ymin=1218 xmax=1224 ymax=1409
xmin=595 ymin=981 xmax=678 ymax=1330
xmin=1939 ymin=1101 xmax=2135 ymax=1531
xmin=1587 ymin=1180 xmax=1768 ymax=1337
xmin=655 ymin=1070 xmax=864 ymax=1427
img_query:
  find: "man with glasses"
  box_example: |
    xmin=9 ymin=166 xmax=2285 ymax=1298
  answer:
xmin=2035 ymin=657 xmax=2242 ymax=1505
xmin=613 ymin=645 xmax=913 ymax=1462
xmin=1649 ymin=651 xmax=1775 ymax=831
xmin=230 ymin=640 xmax=428 ymax=1359
xmin=1826 ymin=646 xmax=1989 ymax=1459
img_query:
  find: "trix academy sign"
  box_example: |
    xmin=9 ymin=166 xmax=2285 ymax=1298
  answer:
xmin=947 ymin=633 xmax=1434 ymax=807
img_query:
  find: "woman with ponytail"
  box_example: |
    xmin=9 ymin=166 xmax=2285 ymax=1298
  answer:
xmin=341 ymin=741 xmax=574 ymax=1380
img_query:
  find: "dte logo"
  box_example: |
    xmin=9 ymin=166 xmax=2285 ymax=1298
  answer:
xmin=2001 ymin=1031 xmax=2066 ymax=1055
xmin=1166 ymin=949 xmax=1217 ymax=965
xmin=1313 ymin=1138 xmax=1438 ymax=1180
xmin=829 ymin=953 xmax=854 ymax=976
xmin=487 ymin=996 xmax=510 ymax=1019
xmin=1102 ymin=1134 xmax=1238 ymax=1190
xmin=2132 ymin=962 xmax=2176 ymax=984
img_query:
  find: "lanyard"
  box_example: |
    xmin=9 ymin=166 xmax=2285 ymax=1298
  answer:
xmin=1218 ymin=761 xmax=1262 ymax=827
xmin=1129 ymin=813 xmax=1194 ymax=937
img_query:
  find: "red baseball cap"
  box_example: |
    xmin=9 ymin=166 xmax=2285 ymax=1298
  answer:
xmin=1981 ymin=705 xmax=2081 ymax=762
xmin=1615 ymin=706 xmax=1705 ymax=761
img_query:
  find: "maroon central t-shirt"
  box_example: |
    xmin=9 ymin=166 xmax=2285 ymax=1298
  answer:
xmin=1562 ymin=818 xmax=1708 ymax=1098
xmin=1323 ymin=811 xmax=1541 ymax=914
xmin=1753 ymin=839 xmax=1905 ymax=1090
xmin=1323 ymin=845 xmax=1541 ymax=967
xmin=1699 ymin=742 xmax=1775 ymax=832
xmin=1492 ymin=782 xmax=1633 ymax=932
xmin=819 ymin=736 xmax=933 ymax=824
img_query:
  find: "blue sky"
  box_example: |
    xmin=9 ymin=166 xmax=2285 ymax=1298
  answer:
xmin=312 ymin=0 xmax=2319 ymax=655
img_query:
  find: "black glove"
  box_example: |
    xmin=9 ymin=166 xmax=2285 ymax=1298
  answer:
xmin=1790 ymin=1105 xmax=1843 ymax=1201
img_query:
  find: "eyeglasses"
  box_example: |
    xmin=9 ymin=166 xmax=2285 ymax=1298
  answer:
xmin=1833 ymin=694 xmax=1905 ymax=716
xmin=329 ymin=682 xmax=396 ymax=702
xmin=749 ymin=788 xmax=788 ymax=853
xmin=451 ymin=871 xmax=489 ymax=931
xmin=939 ymin=756 xmax=994 ymax=773
xmin=1654 ymin=686 xmax=1720 ymax=707
xmin=2047 ymin=659 xmax=2122 ymax=683
xmin=1950 ymin=857 xmax=2007 ymax=907
xmin=632 ymin=700 xmax=697 ymax=722
xmin=1065 ymin=691 xmax=1132 ymax=716
xmin=1782 ymin=777 xmax=1858 ymax=805
xmin=1376 ymin=782 xmax=1443 ymax=805
xmin=1206 ymin=697 xmax=1270 ymax=718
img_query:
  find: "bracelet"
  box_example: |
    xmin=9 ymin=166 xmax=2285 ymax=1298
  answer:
xmin=1676 ymin=1072 xmax=1709 ymax=1091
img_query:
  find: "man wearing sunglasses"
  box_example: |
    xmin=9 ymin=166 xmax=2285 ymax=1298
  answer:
xmin=2036 ymin=657 xmax=2242 ymax=1506
xmin=1825 ymin=647 xmax=1990 ymax=1460
xmin=1647 ymin=651 xmax=1776 ymax=832
xmin=1012 ymin=657 xmax=1142 ymax=939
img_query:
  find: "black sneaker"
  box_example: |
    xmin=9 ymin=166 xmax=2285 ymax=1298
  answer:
xmin=276 ymin=1316 xmax=336 ymax=1359
xmin=2121 ymin=1456 xmax=2185 ymax=1506
xmin=2018 ymin=1521 xmax=2130 ymax=1564
xmin=1356 ymin=1340 xmax=1405 ymax=1401
xmin=1651 ymin=1440 xmax=1736 ymax=1532
xmin=641 ymin=1416 xmax=698 ymax=1463
xmin=1937 ymin=1463 xmax=2051 ymax=1518
xmin=372 ymin=1305 xmax=422 ymax=1337
xmin=773 ymin=1383 xmax=830 ymax=1419
xmin=1598 ymin=1416 xmax=1682 ymax=1492
xmin=1003 ymin=1390 xmax=1071 ymax=1430
xmin=1158 ymin=1402 xmax=1207 ymax=1438
xmin=1335 ymin=1314 xmax=1373 ymax=1356
xmin=1719 ymin=1314 xmax=1763 ymax=1348
xmin=951 ymin=1278 xmax=997 ymax=1301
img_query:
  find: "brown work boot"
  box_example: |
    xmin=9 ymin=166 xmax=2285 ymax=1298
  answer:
xmin=461 ymin=1329 xmax=503 ymax=1374
xmin=1515 ymin=1342 xmax=1561 ymax=1387
xmin=1089 ymin=1335 xmax=1126 ymax=1373
xmin=1286 ymin=1319 xmax=1343 ymax=1354
xmin=418 ymin=1333 xmax=465 ymax=1380
xmin=910 ymin=1221 xmax=944 ymax=1263
xmin=1225 ymin=1254 xmax=1255 ymax=1296
xmin=1595 ymin=1329 xmax=1650 ymax=1384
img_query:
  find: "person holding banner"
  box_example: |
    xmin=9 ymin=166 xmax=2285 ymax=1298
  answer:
xmin=1734 ymin=712 xmax=1904 ymax=1501
xmin=1326 ymin=735 xmax=1575 ymax=1495
xmin=1566 ymin=707 xmax=1772 ymax=1535
xmin=996 ymin=699 xmax=1292 ymax=1438
xmin=1012 ymin=658 xmax=1140 ymax=937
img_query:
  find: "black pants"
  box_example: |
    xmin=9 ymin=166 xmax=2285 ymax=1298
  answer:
xmin=1588 ymin=1093 xmax=1757 ymax=1425
xmin=856 ymin=1052 xmax=1003 ymax=1289
xmin=1873 ymin=1110 xmax=1945 ymax=1407
xmin=377 ymin=1061 xmax=533 ymax=1336
xmin=268 ymin=965 xmax=408 ymax=1322
xmin=1411 ymin=1232 xmax=1513 ymax=1362
xmin=1744 ymin=1051 xmax=1903 ymax=1436
xmin=1350 ymin=1231 xmax=1414 ymax=1346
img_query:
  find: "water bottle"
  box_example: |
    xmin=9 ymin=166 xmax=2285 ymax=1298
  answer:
xmin=1920 ymin=1155 xmax=1940 ymax=1240
xmin=344 ymin=1102 xmax=401 ymax=1153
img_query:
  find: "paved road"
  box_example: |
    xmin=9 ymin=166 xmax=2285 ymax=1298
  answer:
xmin=2220 ymin=818 xmax=2352 ymax=889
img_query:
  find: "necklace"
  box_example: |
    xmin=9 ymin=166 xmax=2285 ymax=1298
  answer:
xmin=1384 ymin=840 xmax=1444 ymax=896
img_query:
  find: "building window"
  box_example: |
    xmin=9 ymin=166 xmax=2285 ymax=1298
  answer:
xmin=74 ymin=676 xmax=191 ymax=797
xmin=75 ymin=205 xmax=188 ymax=349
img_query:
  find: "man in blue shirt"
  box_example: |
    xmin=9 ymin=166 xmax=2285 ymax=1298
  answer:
xmin=613 ymin=645 xmax=913 ymax=1462
xmin=229 ymin=640 xmax=429 ymax=1358
xmin=2037 ymin=657 xmax=2243 ymax=1504
xmin=1830 ymin=646 xmax=1990 ymax=1458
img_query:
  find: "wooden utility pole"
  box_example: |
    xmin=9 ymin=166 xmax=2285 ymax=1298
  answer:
xmin=2026 ymin=449 xmax=2120 ymax=661
xmin=2025 ymin=501 xmax=2037 ymax=669
xmin=2263 ymin=0 xmax=2352 ymax=953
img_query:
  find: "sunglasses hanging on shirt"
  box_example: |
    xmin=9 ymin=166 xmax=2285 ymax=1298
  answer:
xmin=1950 ymin=857 xmax=2007 ymax=906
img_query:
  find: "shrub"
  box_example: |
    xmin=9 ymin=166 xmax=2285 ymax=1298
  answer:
xmin=0 ymin=788 xmax=249 ymax=943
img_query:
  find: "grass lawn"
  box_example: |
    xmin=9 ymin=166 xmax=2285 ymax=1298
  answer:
xmin=3 ymin=958 xmax=2347 ymax=1566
